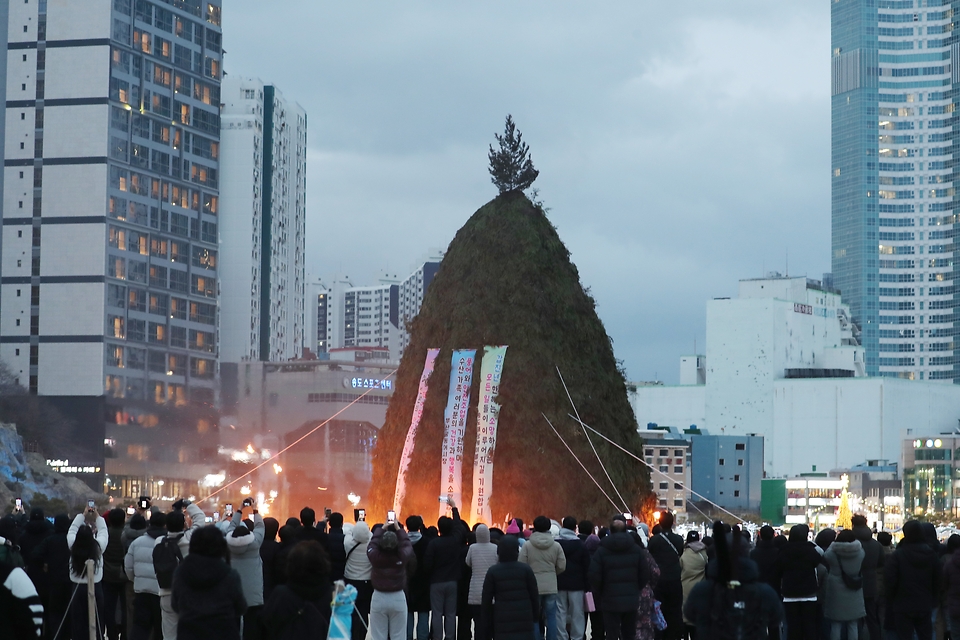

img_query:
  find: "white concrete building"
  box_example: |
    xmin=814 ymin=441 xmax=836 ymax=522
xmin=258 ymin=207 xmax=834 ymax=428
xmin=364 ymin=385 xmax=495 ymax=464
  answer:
xmin=219 ymin=77 xmax=306 ymax=362
xmin=305 ymin=255 xmax=441 ymax=361
xmin=633 ymin=276 xmax=960 ymax=477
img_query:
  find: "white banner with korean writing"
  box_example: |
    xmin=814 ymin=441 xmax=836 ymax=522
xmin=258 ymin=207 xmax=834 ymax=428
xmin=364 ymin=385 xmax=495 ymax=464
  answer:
xmin=469 ymin=345 xmax=507 ymax=525
xmin=440 ymin=349 xmax=476 ymax=518
xmin=393 ymin=348 xmax=440 ymax=515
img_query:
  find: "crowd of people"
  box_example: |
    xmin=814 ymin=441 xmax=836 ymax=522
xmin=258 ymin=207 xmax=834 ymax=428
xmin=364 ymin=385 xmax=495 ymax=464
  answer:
xmin=2 ymin=498 xmax=959 ymax=640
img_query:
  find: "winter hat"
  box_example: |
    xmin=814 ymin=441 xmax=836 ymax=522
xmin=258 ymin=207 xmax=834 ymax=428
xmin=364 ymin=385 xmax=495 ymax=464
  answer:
xmin=149 ymin=511 xmax=166 ymax=528
xmin=231 ymin=524 xmax=251 ymax=538
xmin=380 ymin=531 xmax=399 ymax=551
xmin=498 ymin=536 xmax=520 ymax=562
xmin=522 ymin=529 xmax=532 ymax=540
xmin=505 ymin=519 xmax=520 ymax=535
xmin=129 ymin=513 xmax=147 ymax=530
xmin=686 ymin=531 xmax=700 ymax=543
xmin=584 ymin=534 xmax=601 ymax=554
xmin=475 ymin=524 xmax=490 ymax=544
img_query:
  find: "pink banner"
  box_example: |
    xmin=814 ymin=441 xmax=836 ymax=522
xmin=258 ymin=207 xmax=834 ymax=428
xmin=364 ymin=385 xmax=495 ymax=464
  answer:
xmin=392 ymin=348 xmax=440 ymax=515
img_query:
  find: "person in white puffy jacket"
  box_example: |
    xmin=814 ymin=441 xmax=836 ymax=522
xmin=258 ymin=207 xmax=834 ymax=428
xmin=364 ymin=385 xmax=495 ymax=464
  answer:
xmin=223 ymin=505 xmax=265 ymax=640
xmin=124 ymin=510 xmax=167 ymax=640
xmin=157 ymin=499 xmax=205 ymax=640
xmin=345 ymin=521 xmax=373 ymax=640
xmin=67 ymin=508 xmax=108 ymax=640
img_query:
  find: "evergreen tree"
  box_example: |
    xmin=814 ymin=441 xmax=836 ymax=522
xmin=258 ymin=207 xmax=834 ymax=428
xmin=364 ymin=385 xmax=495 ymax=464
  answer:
xmin=488 ymin=115 xmax=539 ymax=194
xmin=836 ymin=475 xmax=853 ymax=529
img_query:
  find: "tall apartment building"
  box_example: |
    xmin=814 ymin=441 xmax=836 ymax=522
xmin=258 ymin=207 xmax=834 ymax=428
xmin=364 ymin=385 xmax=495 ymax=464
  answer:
xmin=832 ymin=0 xmax=959 ymax=381
xmin=305 ymin=257 xmax=441 ymax=361
xmin=219 ymin=77 xmax=306 ymax=363
xmin=0 ymin=0 xmax=223 ymax=491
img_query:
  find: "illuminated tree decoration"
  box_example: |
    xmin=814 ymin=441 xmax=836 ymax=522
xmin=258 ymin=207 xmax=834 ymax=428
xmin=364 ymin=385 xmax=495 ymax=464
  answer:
xmin=836 ymin=473 xmax=853 ymax=530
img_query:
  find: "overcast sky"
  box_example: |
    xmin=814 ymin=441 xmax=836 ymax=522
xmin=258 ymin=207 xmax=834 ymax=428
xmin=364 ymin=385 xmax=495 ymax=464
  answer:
xmin=223 ymin=2 xmax=831 ymax=384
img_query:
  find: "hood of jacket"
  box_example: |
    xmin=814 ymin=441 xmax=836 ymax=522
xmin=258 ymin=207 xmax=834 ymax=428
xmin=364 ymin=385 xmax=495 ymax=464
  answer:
xmin=408 ymin=531 xmax=422 ymax=545
xmin=499 ymin=535 xmax=520 ymax=562
xmin=529 ymin=531 xmax=555 ymax=550
xmin=852 ymin=525 xmax=875 ymax=543
xmin=179 ymin=553 xmax=231 ymax=589
xmin=788 ymin=524 xmax=810 ymax=543
xmin=685 ymin=541 xmax=706 ymax=553
xmin=558 ymin=528 xmax=579 ymax=541
xmin=475 ymin=525 xmax=490 ymax=544
xmin=147 ymin=526 xmax=165 ymax=539
xmin=600 ymin=531 xmax=636 ymax=553
xmin=584 ymin=534 xmax=601 ymax=554
xmin=830 ymin=540 xmax=863 ymax=558
xmin=227 ymin=531 xmax=256 ymax=550
xmin=903 ymin=520 xmax=925 ymax=545
xmin=349 ymin=522 xmax=371 ymax=544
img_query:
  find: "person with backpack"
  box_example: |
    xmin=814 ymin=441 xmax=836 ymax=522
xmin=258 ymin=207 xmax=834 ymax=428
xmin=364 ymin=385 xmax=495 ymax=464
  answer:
xmin=822 ymin=529 xmax=865 ymax=640
xmin=554 ymin=517 xmax=589 ymax=640
xmin=156 ymin=499 xmax=205 ymax=640
xmin=67 ymin=507 xmax=109 ymax=640
xmin=646 ymin=511 xmax=685 ymax=640
xmin=172 ymin=525 xmax=247 ymax=640
xmin=683 ymin=522 xmax=782 ymax=639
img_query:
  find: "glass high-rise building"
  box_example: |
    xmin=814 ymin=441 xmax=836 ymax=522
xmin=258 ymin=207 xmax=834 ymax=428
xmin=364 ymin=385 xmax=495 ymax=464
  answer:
xmin=0 ymin=0 xmax=223 ymax=494
xmin=832 ymin=0 xmax=958 ymax=382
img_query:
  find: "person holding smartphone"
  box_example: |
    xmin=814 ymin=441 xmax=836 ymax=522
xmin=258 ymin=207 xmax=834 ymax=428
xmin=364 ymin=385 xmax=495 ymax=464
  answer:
xmin=67 ymin=504 xmax=109 ymax=639
xmin=367 ymin=520 xmax=414 ymax=640
xmin=223 ymin=499 xmax=266 ymax=640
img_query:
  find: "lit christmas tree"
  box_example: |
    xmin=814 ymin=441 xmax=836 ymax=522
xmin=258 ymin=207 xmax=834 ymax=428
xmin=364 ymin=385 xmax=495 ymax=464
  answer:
xmin=836 ymin=474 xmax=853 ymax=530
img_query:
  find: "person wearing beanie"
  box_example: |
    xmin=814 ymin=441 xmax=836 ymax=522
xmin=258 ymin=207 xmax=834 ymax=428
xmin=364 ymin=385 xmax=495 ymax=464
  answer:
xmin=158 ymin=499 xmax=206 ymax=640
xmin=556 ymin=517 xmax=589 ymax=640
xmin=345 ymin=520 xmax=374 ymax=640
xmin=506 ymin=519 xmax=521 ymax=536
xmin=466 ymin=524 xmax=499 ymax=639
xmin=481 ymin=535 xmax=540 ymax=640
xmin=223 ymin=503 xmax=266 ymax=640
xmin=367 ymin=521 xmax=414 ymax=640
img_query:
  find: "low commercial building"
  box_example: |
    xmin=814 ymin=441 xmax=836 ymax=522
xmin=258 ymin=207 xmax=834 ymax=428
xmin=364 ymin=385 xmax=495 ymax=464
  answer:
xmin=902 ymin=435 xmax=960 ymax=518
xmin=641 ymin=431 xmax=689 ymax=517
xmin=761 ymin=476 xmax=844 ymax=528
xmin=690 ymin=435 xmax=763 ymax=512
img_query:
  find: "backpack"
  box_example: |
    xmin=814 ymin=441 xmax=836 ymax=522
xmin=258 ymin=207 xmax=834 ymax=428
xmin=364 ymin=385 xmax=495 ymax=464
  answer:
xmin=708 ymin=582 xmax=765 ymax=640
xmin=153 ymin=534 xmax=184 ymax=590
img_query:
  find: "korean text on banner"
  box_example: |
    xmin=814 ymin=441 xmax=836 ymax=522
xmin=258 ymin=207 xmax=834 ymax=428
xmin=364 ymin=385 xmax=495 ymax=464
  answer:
xmin=393 ymin=348 xmax=440 ymax=514
xmin=469 ymin=346 xmax=507 ymax=524
xmin=440 ymin=349 xmax=476 ymax=518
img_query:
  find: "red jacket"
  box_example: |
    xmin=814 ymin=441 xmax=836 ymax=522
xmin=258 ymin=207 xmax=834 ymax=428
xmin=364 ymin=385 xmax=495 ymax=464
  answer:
xmin=367 ymin=527 xmax=414 ymax=592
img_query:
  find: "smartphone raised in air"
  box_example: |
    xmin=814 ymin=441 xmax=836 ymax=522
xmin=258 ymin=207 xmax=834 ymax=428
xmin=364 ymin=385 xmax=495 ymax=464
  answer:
xmin=387 ymin=510 xmax=396 ymax=524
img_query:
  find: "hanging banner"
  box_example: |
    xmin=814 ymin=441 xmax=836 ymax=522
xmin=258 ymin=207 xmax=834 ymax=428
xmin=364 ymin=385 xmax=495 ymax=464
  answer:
xmin=469 ymin=346 xmax=508 ymax=524
xmin=440 ymin=349 xmax=476 ymax=518
xmin=393 ymin=348 xmax=440 ymax=515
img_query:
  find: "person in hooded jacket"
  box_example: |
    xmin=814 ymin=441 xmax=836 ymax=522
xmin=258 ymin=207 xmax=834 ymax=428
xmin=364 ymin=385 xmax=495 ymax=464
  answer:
xmin=876 ymin=530 xmax=894 ymax=635
xmin=424 ymin=499 xmax=464 ymax=640
xmin=588 ymin=519 xmax=650 ymax=640
xmin=33 ymin=514 xmax=70 ymax=640
xmin=262 ymin=540 xmax=332 ymax=640
xmin=345 ymin=520 xmax=374 ymax=640
xmin=158 ymin=500 xmax=206 ymax=640
xmin=19 ymin=508 xmax=52 ymax=599
xmin=466 ymin=524 xmax=499 ymax=640
xmin=172 ymin=525 xmax=247 ymax=640
xmin=122 ymin=512 xmax=147 ymax=639
xmin=125 ymin=510 xmax=166 ymax=640
xmin=555 ymin=517 xmax=589 ymax=640
xmin=326 ymin=512 xmax=348 ymax=582
xmin=683 ymin=523 xmax=782 ymax=639
xmin=404 ymin=515 xmax=434 ymax=640
xmin=101 ymin=508 xmax=128 ymax=640
xmin=223 ymin=506 xmax=266 ymax=640
xmin=260 ymin=517 xmax=281 ymax=603
xmin=368 ymin=522 xmax=415 ymax=640
xmin=679 ymin=530 xmax=708 ymax=638
xmin=942 ymin=534 xmax=960 ymax=639
xmin=886 ymin=519 xmax=941 ymax=640
xmin=774 ymin=524 xmax=821 ymax=640
xmin=749 ymin=525 xmax=779 ymax=596
xmin=0 ymin=533 xmax=43 ymax=640
xmin=582 ymin=533 xmax=604 ymax=640
xmin=519 ymin=516 xmax=567 ymax=640
xmin=850 ymin=515 xmax=883 ymax=640
xmin=481 ymin=535 xmax=540 ymax=640
xmin=822 ymin=529 xmax=865 ymax=640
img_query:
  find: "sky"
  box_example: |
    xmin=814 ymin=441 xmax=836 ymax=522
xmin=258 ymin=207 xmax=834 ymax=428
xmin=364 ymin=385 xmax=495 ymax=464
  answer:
xmin=223 ymin=2 xmax=832 ymax=385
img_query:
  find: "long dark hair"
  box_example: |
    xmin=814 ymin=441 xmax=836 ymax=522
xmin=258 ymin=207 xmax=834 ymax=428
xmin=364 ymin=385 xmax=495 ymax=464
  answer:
xmin=71 ymin=525 xmax=101 ymax=577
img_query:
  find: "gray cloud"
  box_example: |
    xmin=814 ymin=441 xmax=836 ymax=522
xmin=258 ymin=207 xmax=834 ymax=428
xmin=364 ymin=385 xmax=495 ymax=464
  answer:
xmin=223 ymin=1 xmax=830 ymax=383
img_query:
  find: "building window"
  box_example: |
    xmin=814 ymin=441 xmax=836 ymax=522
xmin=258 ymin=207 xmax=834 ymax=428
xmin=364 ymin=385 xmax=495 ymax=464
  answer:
xmin=734 ymin=475 xmax=741 ymax=482
xmin=673 ymin=499 xmax=683 ymax=507
xmin=308 ymin=393 xmax=320 ymax=403
xmin=719 ymin=459 xmax=725 ymax=466
xmin=734 ymin=490 xmax=741 ymax=497
xmin=674 ymin=449 xmax=683 ymax=457
xmin=735 ymin=443 xmax=746 ymax=450
xmin=659 ymin=449 xmax=667 ymax=456
xmin=659 ymin=465 xmax=668 ymax=473
xmin=673 ymin=466 xmax=683 ymax=474
xmin=659 ymin=482 xmax=668 ymax=490
xmin=738 ymin=459 xmax=744 ymax=466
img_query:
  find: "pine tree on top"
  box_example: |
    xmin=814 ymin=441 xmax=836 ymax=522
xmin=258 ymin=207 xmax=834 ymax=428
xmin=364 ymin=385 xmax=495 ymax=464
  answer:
xmin=488 ymin=115 xmax=539 ymax=194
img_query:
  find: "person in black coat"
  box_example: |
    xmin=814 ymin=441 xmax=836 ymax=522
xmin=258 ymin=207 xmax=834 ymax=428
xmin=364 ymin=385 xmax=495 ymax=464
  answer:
xmin=886 ymin=519 xmax=941 ymax=640
xmin=851 ymin=515 xmax=884 ymax=640
xmin=481 ymin=535 xmax=539 ymax=640
xmin=260 ymin=517 xmax=281 ymax=603
xmin=299 ymin=508 xmax=330 ymax=548
xmin=262 ymin=540 xmax=333 ymax=640
xmin=588 ymin=520 xmax=650 ymax=640
xmin=749 ymin=525 xmax=779 ymax=595
xmin=773 ymin=524 xmax=820 ymax=640
xmin=645 ymin=512 xmax=684 ymax=640
xmin=556 ymin=517 xmax=590 ymax=640
xmin=406 ymin=515 xmax=435 ymax=640
xmin=34 ymin=514 xmax=71 ymax=640
xmin=326 ymin=513 xmax=348 ymax=582
xmin=424 ymin=503 xmax=464 ymax=640
xmin=171 ymin=525 xmax=247 ymax=640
